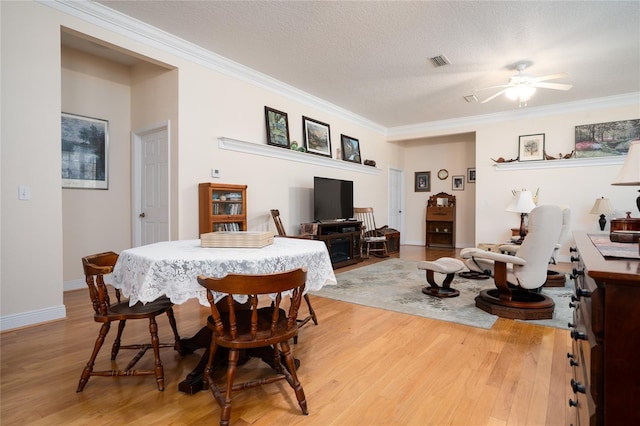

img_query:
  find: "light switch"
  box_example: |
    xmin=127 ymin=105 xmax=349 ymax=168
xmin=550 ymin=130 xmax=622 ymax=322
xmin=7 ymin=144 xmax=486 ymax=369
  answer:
xmin=19 ymin=185 xmax=31 ymax=200
xmin=211 ymin=168 xmax=221 ymax=178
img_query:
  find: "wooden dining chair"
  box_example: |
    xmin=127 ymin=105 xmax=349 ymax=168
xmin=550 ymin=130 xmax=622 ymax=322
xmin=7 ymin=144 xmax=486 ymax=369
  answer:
xmin=270 ymin=208 xmax=318 ymax=340
xmin=76 ymin=251 xmax=183 ymax=392
xmin=197 ymin=268 xmax=309 ymax=426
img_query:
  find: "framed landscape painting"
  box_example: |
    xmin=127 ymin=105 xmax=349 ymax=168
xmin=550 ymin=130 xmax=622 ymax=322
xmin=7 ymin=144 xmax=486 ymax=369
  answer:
xmin=575 ymin=119 xmax=640 ymax=158
xmin=61 ymin=112 xmax=109 ymax=189
xmin=264 ymin=106 xmax=290 ymax=148
xmin=340 ymin=134 xmax=362 ymax=163
xmin=303 ymin=116 xmax=332 ymax=157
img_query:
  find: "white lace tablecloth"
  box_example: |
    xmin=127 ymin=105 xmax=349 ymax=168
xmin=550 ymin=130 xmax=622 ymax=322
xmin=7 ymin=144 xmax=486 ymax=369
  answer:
xmin=110 ymin=237 xmax=337 ymax=306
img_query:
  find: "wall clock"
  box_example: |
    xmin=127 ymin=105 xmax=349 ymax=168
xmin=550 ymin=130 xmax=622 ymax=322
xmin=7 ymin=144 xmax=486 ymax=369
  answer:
xmin=437 ymin=169 xmax=449 ymax=180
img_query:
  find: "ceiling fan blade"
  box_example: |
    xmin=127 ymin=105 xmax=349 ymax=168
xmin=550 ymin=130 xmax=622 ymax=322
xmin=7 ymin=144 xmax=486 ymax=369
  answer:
xmin=531 ymin=82 xmax=573 ymax=90
xmin=475 ymin=84 xmax=510 ymax=92
xmin=481 ymin=88 xmax=509 ymax=104
xmin=530 ymin=72 xmax=569 ymax=82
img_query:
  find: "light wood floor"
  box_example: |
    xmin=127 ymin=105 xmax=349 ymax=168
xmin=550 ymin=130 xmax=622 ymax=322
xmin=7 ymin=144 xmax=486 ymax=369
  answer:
xmin=1 ymin=246 xmax=572 ymax=425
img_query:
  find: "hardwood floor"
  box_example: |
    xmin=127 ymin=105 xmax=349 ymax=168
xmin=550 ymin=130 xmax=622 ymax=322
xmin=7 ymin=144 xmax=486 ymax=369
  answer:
xmin=0 ymin=246 xmax=572 ymax=425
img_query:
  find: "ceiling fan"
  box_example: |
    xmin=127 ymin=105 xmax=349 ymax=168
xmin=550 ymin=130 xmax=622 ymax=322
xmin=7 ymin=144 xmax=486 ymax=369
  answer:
xmin=478 ymin=62 xmax=573 ymax=106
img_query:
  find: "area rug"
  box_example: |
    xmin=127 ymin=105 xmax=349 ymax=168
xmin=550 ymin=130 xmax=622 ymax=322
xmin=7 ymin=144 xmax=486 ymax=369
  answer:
xmin=309 ymin=258 xmax=573 ymax=330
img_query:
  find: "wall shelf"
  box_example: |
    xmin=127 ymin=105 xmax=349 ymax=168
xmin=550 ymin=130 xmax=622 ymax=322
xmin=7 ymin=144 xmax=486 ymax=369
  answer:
xmin=218 ymin=137 xmax=381 ymax=175
xmin=493 ymin=156 xmax=624 ymax=171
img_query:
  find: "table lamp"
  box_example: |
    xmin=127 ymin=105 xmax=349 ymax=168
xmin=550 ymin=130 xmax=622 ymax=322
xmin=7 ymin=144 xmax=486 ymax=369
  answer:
xmin=506 ymin=189 xmax=536 ymax=242
xmin=611 ymin=140 xmax=640 ymax=213
xmin=589 ymin=197 xmax=615 ymax=231
xmin=610 ymin=140 xmax=640 ymax=244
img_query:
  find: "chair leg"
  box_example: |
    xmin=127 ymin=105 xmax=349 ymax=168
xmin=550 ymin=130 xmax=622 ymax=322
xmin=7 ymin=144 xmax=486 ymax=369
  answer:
xmin=165 ymin=307 xmax=184 ymax=355
xmin=148 ymin=317 xmax=165 ymax=391
xmin=77 ymin=322 xmax=110 ymax=392
xmin=111 ymin=320 xmax=126 ymax=360
xmin=279 ymin=340 xmax=308 ymax=415
xmin=220 ymin=349 xmax=239 ymax=426
xmin=294 ymin=294 xmax=318 ymax=344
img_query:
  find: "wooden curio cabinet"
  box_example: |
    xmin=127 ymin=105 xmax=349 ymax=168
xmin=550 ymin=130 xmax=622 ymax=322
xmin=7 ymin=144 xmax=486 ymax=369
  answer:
xmin=425 ymin=192 xmax=456 ymax=248
xmin=198 ymin=183 xmax=247 ymax=234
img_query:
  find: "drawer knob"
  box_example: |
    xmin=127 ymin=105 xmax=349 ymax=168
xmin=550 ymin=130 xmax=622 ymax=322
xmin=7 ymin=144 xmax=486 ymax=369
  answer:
xmin=571 ymin=330 xmax=587 ymax=341
xmin=570 ymin=359 xmax=579 ymax=367
xmin=572 ymin=268 xmax=584 ymax=277
xmin=569 ymin=398 xmax=578 ymax=407
xmin=570 ymin=247 xmax=577 ymax=253
xmin=577 ymin=288 xmax=592 ymax=298
xmin=569 ymin=302 xmax=578 ymax=308
xmin=570 ymin=255 xmax=580 ymax=262
xmin=571 ymin=379 xmax=586 ymax=394
xmin=568 ymin=322 xmax=576 ymax=329
xmin=567 ymin=352 xmax=575 ymax=359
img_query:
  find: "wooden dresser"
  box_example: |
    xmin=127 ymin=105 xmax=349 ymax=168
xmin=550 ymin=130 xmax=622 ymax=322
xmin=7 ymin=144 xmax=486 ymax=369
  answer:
xmin=568 ymin=231 xmax=640 ymax=425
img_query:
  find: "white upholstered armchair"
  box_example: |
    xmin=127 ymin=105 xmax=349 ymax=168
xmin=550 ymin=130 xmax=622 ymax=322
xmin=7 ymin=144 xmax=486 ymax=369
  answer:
xmin=460 ymin=204 xmax=563 ymax=319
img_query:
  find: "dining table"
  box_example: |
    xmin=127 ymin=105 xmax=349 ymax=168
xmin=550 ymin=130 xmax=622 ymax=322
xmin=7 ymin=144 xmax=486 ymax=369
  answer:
xmin=110 ymin=236 xmax=337 ymax=393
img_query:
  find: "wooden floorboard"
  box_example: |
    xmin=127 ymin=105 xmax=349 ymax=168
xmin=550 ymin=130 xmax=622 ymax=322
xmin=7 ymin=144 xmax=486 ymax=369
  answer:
xmin=0 ymin=245 xmax=572 ymax=425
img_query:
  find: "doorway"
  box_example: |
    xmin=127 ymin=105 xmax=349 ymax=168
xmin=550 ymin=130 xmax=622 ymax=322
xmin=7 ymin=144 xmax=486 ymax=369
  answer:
xmin=132 ymin=122 xmax=170 ymax=246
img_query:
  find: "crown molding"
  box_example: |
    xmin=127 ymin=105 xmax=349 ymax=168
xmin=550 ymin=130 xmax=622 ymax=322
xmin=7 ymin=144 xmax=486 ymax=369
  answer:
xmin=387 ymin=92 xmax=640 ymax=140
xmin=42 ymin=0 xmax=386 ymax=134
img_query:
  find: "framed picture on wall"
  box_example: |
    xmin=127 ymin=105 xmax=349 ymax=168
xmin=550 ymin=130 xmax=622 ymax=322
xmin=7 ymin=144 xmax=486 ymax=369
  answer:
xmin=264 ymin=106 xmax=290 ymax=148
xmin=61 ymin=112 xmax=109 ymax=189
xmin=452 ymin=175 xmax=464 ymax=191
xmin=518 ymin=133 xmax=545 ymax=162
xmin=414 ymin=171 xmax=431 ymax=192
xmin=303 ymin=116 xmax=332 ymax=157
xmin=340 ymin=134 xmax=362 ymax=163
xmin=467 ymin=167 xmax=476 ymax=183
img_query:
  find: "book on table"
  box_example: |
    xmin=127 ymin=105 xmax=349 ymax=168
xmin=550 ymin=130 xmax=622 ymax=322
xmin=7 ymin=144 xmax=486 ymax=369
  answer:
xmin=200 ymin=231 xmax=274 ymax=248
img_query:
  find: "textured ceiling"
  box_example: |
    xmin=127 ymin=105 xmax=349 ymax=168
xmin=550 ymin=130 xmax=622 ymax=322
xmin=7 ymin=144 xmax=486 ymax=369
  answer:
xmin=94 ymin=1 xmax=640 ymax=128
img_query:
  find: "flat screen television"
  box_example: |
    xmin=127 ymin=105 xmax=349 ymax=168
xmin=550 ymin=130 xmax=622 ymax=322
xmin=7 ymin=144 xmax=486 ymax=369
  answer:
xmin=313 ymin=176 xmax=354 ymax=222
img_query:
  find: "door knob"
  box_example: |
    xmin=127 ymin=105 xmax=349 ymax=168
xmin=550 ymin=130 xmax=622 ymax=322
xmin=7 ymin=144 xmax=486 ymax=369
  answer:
xmin=139 ymin=212 xmax=146 ymax=218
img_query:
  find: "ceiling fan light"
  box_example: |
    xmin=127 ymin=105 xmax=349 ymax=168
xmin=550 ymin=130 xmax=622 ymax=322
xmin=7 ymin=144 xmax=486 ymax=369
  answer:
xmin=505 ymin=85 xmax=536 ymax=102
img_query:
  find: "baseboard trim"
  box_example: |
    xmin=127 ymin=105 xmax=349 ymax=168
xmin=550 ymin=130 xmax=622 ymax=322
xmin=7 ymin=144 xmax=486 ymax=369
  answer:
xmin=0 ymin=305 xmax=66 ymax=332
xmin=64 ymin=278 xmax=86 ymax=291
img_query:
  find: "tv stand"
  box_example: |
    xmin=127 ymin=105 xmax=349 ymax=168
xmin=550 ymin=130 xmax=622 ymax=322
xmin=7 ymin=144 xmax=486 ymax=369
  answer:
xmin=301 ymin=221 xmax=362 ymax=269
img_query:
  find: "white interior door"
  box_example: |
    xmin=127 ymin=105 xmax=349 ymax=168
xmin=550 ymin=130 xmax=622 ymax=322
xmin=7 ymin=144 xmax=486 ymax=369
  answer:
xmin=132 ymin=123 xmax=170 ymax=246
xmin=388 ymin=168 xmax=404 ymax=238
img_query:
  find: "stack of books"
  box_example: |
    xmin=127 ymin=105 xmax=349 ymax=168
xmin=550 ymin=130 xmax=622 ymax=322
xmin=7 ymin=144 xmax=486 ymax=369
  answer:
xmin=200 ymin=231 xmax=274 ymax=248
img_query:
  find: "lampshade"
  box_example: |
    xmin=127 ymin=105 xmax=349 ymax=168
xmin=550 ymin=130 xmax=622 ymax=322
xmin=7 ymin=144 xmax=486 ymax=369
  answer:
xmin=506 ymin=189 xmax=537 ymax=214
xmin=611 ymin=140 xmax=640 ymax=185
xmin=589 ymin=197 xmax=615 ymax=215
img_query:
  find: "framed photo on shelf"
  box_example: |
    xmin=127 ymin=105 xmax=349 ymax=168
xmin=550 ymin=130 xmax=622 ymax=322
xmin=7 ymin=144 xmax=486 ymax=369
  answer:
xmin=61 ymin=112 xmax=109 ymax=189
xmin=452 ymin=175 xmax=464 ymax=191
xmin=303 ymin=116 xmax=332 ymax=157
xmin=264 ymin=106 xmax=290 ymax=148
xmin=414 ymin=171 xmax=431 ymax=192
xmin=518 ymin=133 xmax=545 ymax=162
xmin=467 ymin=167 xmax=476 ymax=183
xmin=340 ymin=134 xmax=361 ymax=163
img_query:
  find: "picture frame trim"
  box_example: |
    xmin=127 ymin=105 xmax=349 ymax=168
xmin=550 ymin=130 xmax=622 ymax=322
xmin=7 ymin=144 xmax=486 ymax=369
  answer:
xmin=518 ymin=133 xmax=545 ymax=162
xmin=61 ymin=112 xmax=109 ymax=190
xmin=452 ymin=175 xmax=465 ymax=191
xmin=264 ymin=106 xmax=290 ymax=149
xmin=414 ymin=171 xmax=431 ymax=192
xmin=303 ymin=116 xmax=332 ymax=157
xmin=340 ymin=134 xmax=362 ymax=164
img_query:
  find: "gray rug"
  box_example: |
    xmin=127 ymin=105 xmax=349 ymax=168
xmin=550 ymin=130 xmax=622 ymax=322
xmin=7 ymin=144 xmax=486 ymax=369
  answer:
xmin=309 ymin=258 xmax=573 ymax=330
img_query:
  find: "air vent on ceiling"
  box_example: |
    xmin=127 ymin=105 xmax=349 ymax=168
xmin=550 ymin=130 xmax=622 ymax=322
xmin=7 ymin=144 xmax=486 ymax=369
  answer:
xmin=429 ymin=55 xmax=450 ymax=67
